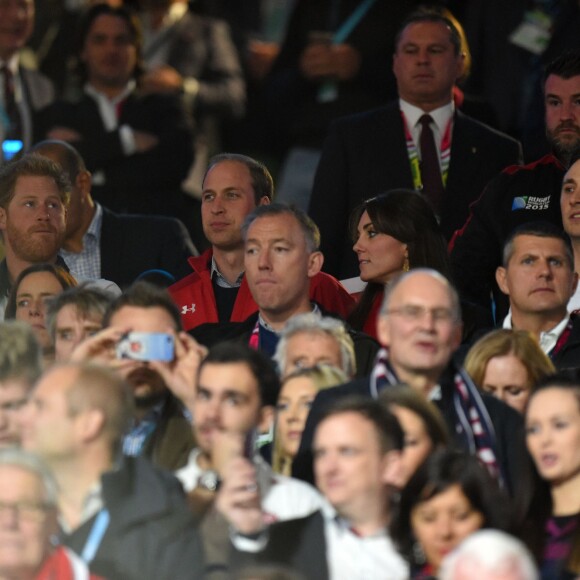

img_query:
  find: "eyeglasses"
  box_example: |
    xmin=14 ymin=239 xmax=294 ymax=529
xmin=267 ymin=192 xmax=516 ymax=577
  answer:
xmin=385 ymin=305 xmax=456 ymax=324
xmin=0 ymin=501 xmax=51 ymax=523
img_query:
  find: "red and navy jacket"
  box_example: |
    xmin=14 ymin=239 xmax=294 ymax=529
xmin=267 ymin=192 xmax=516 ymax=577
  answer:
xmin=169 ymin=249 xmax=355 ymax=331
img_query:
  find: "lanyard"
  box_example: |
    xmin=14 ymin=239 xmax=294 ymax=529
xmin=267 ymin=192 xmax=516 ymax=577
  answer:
xmin=401 ymin=111 xmax=452 ymax=192
xmin=81 ymin=509 xmax=110 ymax=564
xmin=332 ymin=0 xmax=378 ymax=44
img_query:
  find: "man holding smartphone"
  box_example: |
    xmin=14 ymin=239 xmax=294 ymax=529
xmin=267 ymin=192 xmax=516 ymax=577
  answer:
xmin=72 ymin=281 xmax=205 ymax=471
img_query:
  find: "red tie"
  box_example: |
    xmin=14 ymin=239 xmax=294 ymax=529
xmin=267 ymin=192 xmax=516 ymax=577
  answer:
xmin=1 ymin=65 xmax=22 ymax=141
xmin=419 ymin=114 xmax=444 ymax=213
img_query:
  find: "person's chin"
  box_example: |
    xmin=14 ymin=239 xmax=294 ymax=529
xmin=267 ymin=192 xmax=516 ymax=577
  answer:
xmin=133 ymin=387 xmax=167 ymax=408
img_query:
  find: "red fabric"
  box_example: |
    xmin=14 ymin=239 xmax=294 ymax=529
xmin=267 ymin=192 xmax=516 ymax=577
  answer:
xmin=361 ymin=290 xmax=383 ymax=341
xmin=35 ymin=547 xmax=103 ymax=580
xmin=169 ymin=249 xmax=355 ymax=331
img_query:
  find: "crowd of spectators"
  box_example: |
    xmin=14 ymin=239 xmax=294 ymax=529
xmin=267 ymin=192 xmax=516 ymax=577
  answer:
xmin=1 ymin=1 xmax=580 ymax=579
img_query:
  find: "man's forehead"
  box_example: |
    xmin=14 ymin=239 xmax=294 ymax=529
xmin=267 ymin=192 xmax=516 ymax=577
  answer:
xmin=247 ymin=213 xmax=301 ymax=241
xmin=198 ymin=362 xmax=259 ymax=394
xmin=389 ymin=274 xmax=453 ymax=306
xmin=545 ymin=73 xmax=580 ymax=95
xmin=397 ymin=20 xmax=454 ymax=47
xmin=564 ymin=160 xmax=580 ymax=183
xmin=510 ymin=234 xmax=567 ymax=256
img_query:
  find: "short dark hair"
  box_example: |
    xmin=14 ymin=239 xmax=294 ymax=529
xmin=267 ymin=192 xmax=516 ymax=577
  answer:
xmin=103 ymin=281 xmax=182 ymax=331
xmin=29 ymin=140 xmax=87 ymax=182
xmin=544 ymin=49 xmax=580 ymax=83
xmin=317 ymin=396 xmax=404 ymax=453
xmin=502 ymin=221 xmax=574 ymax=268
xmin=75 ymin=3 xmax=143 ymax=82
xmin=394 ymin=8 xmax=462 ymax=56
xmin=198 ymin=342 xmax=280 ymax=407
xmin=0 ymin=155 xmax=71 ymax=209
xmin=242 ymin=203 xmax=321 ymax=252
xmin=204 ymin=153 xmax=274 ymax=204
xmin=390 ymin=449 xmax=511 ymax=564
xmin=5 ymin=264 xmax=78 ymax=320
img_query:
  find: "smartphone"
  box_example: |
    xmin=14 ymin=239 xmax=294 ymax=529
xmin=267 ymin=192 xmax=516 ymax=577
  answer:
xmin=2 ymin=140 xmax=23 ymax=162
xmin=116 ymin=332 xmax=174 ymax=362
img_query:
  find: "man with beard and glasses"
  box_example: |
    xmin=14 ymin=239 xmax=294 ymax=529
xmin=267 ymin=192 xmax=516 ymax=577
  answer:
xmin=450 ymin=49 xmax=580 ymax=320
xmin=72 ymin=281 xmax=205 ymax=470
xmin=0 ymin=155 xmax=69 ymax=318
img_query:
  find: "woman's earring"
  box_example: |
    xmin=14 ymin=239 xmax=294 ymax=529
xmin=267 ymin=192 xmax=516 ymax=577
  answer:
xmin=403 ymin=250 xmax=410 ymax=273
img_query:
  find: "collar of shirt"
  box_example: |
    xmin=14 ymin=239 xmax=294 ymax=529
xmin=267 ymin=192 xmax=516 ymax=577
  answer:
xmin=320 ymin=499 xmax=388 ymax=539
xmin=85 ymin=80 xmax=136 ymax=131
xmin=503 ymin=311 xmax=570 ymax=354
xmin=0 ymin=54 xmax=19 ymax=77
xmin=258 ymin=304 xmax=321 ymax=334
xmin=210 ymin=256 xmax=244 ymax=289
xmin=399 ymin=98 xmax=454 ymax=152
xmin=60 ymin=202 xmax=103 ymax=281
xmin=59 ymin=480 xmax=104 ymax=534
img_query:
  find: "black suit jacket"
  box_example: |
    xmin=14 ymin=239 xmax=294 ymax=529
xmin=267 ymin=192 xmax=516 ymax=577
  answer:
xmin=232 ymin=511 xmax=329 ymax=580
xmin=100 ymin=207 xmax=197 ymax=289
xmin=39 ymin=90 xmax=193 ymax=215
xmin=309 ymin=102 xmax=523 ymax=278
xmin=293 ymin=367 xmax=529 ymax=496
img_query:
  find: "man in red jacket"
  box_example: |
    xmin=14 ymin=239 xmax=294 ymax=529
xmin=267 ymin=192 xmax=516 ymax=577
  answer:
xmin=170 ymin=153 xmax=354 ymax=331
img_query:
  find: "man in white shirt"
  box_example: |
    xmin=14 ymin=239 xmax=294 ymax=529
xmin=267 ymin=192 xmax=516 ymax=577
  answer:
xmin=496 ymin=222 xmax=580 ymax=368
xmin=217 ymin=396 xmax=408 ymax=580
xmin=41 ymin=3 xmax=193 ymax=217
xmin=309 ymin=8 xmax=522 ymax=279
xmin=176 ymin=341 xmax=322 ymax=519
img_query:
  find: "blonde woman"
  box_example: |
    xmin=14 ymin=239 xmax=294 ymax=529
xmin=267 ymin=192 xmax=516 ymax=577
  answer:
xmin=465 ymin=329 xmax=555 ymax=414
xmin=273 ymin=364 xmax=347 ymax=475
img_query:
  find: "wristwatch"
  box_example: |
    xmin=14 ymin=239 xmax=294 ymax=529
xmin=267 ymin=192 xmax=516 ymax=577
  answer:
xmin=198 ymin=470 xmax=221 ymax=492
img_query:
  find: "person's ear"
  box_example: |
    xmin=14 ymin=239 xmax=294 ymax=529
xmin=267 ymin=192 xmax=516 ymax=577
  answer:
xmin=307 ymin=251 xmax=324 ymax=278
xmin=495 ymin=266 xmax=509 ymax=296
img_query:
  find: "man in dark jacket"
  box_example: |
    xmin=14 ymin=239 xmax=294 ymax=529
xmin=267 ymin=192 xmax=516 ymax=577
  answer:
xmin=21 ymin=363 xmax=205 ymax=580
xmin=293 ymin=269 xmax=529 ymax=495
xmin=496 ymin=222 xmax=580 ymax=370
xmin=450 ymin=50 xmax=580 ymax=317
xmin=30 ymin=140 xmax=197 ymax=289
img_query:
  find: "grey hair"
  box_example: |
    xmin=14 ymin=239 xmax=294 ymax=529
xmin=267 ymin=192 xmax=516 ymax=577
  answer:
xmin=0 ymin=321 xmax=42 ymax=385
xmin=379 ymin=268 xmax=462 ymax=323
xmin=439 ymin=530 xmax=539 ymax=580
xmin=273 ymin=313 xmax=356 ymax=378
xmin=242 ymin=203 xmax=321 ymax=253
xmin=0 ymin=448 xmax=59 ymax=507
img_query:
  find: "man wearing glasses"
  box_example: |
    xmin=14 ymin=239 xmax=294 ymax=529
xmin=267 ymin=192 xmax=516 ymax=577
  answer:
xmin=294 ymin=269 xmax=527 ymax=496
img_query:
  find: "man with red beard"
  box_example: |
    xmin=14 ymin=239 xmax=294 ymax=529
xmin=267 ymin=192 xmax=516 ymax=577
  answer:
xmin=451 ymin=49 xmax=580 ymax=320
xmin=0 ymin=155 xmax=69 ymax=318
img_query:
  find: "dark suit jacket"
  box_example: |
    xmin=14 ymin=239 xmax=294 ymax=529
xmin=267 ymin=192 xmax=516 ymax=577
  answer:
xmin=309 ymin=102 xmax=523 ymax=279
xmin=292 ymin=366 xmax=529 ymax=496
xmin=39 ymin=90 xmax=193 ymax=215
xmin=190 ymin=309 xmax=380 ymax=379
xmin=99 ymin=207 xmax=197 ymax=289
xmin=233 ymin=511 xmax=329 ymax=580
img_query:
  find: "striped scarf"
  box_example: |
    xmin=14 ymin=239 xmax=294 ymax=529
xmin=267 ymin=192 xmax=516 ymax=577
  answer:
xmin=370 ymin=348 xmax=504 ymax=487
